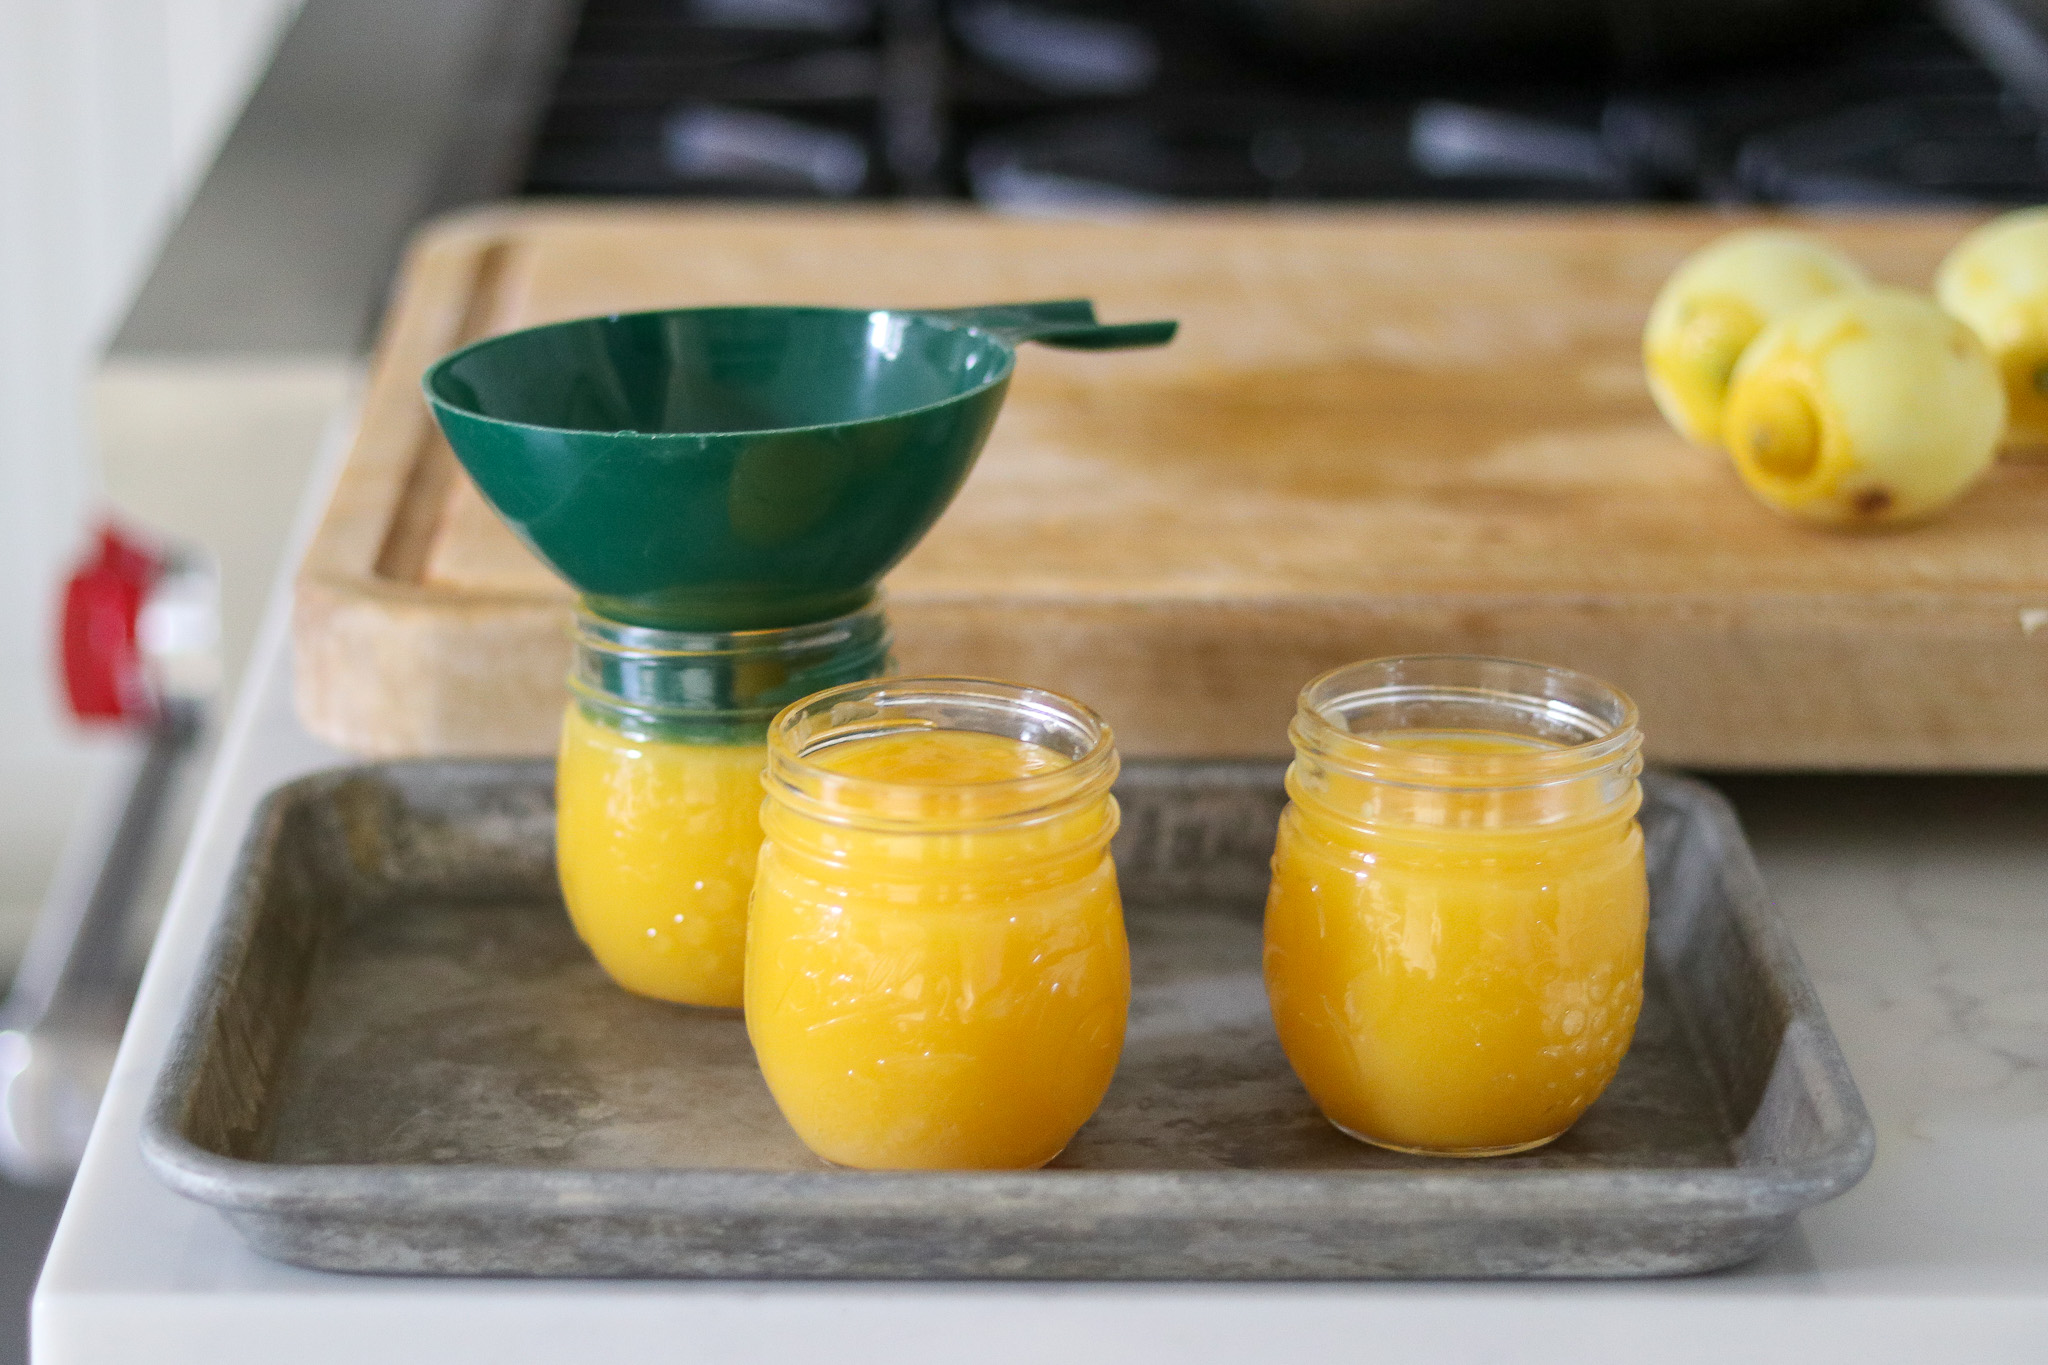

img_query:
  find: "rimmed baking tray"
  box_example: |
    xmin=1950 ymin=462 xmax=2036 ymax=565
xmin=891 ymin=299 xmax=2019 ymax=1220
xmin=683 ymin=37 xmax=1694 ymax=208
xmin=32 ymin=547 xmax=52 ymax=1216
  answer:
xmin=142 ymin=761 xmax=1872 ymax=1278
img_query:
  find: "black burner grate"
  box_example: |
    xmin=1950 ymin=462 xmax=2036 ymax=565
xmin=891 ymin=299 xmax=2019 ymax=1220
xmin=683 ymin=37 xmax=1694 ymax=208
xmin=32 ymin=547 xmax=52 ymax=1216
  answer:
xmin=521 ymin=0 xmax=2048 ymax=204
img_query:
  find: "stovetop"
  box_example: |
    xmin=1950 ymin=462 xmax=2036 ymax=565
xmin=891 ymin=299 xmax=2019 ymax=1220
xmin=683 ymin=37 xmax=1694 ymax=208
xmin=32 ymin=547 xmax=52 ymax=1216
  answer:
xmin=522 ymin=0 xmax=2048 ymax=205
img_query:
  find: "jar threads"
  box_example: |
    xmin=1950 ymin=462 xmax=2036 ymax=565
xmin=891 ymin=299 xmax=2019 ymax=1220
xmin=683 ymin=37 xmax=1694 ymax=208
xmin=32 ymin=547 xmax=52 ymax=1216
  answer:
xmin=567 ymin=599 xmax=893 ymax=744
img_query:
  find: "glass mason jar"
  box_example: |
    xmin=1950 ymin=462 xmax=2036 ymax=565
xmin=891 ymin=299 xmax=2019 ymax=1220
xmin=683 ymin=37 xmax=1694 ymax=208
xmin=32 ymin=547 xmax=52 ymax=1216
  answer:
xmin=747 ymin=677 xmax=1128 ymax=1170
xmin=555 ymin=601 xmax=890 ymax=1009
xmin=1263 ymin=655 xmax=1648 ymax=1158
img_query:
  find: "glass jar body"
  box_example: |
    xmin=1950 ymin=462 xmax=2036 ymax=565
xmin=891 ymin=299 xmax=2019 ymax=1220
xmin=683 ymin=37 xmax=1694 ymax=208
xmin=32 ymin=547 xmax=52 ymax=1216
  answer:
xmin=553 ymin=604 xmax=889 ymax=1009
xmin=1262 ymin=656 xmax=1649 ymax=1157
xmin=556 ymin=705 xmax=768 ymax=1007
xmin=747 ymin=678 xmax=1128 ymax=1170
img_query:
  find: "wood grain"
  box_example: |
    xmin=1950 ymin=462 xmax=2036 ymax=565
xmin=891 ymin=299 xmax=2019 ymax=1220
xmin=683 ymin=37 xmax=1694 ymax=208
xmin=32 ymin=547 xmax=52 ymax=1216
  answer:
xmin=294 ymin=204 xmax=2048 ymax=768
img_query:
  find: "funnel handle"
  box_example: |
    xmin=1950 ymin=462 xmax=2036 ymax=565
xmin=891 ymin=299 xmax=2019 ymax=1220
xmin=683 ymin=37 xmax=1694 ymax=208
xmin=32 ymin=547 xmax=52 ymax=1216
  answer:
xmin=916 ymin=299 xmax=1098 ymax=331
xmin=917 ymin=300 xmax=1178 ymax=351
xmin=1013 ymin=319 xmax=1179 ymax=350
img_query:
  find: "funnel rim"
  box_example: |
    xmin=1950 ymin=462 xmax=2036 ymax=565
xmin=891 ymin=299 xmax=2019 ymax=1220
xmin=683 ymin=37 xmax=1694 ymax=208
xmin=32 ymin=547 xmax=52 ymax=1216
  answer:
xmin=421 ymin=304 xmax=1018 ymax=442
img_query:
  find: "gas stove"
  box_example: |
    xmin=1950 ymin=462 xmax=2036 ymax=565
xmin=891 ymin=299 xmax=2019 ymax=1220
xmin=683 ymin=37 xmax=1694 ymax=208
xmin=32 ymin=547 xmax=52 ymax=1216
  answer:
xmin=523 ymin=0 xmax=2048 ymax=206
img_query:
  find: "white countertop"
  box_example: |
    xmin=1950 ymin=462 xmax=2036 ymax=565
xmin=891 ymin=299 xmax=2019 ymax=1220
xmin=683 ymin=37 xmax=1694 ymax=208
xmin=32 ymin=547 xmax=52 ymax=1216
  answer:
xmin=30 ymin=423 xmax=2048 ymax=1363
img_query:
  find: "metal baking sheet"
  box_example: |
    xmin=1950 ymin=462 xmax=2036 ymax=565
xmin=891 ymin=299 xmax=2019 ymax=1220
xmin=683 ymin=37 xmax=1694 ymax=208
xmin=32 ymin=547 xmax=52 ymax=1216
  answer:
xmin=142 ymin=761 xmax=1873 ymax=1279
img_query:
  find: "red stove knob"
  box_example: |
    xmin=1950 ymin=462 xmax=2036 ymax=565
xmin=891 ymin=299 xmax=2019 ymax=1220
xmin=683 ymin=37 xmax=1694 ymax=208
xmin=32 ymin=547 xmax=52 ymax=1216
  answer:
xmin=59 ymin=524 xmax=162 ymax=724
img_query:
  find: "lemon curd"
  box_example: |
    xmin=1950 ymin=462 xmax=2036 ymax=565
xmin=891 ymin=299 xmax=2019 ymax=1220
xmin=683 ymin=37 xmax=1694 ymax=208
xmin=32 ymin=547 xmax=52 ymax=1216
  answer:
xmin=556 ymin=709 xmax=765 ymax=1007
xmin=746 ymin=679 xmax=1128 ymax=1171
xmin=1264 ymin=657 xmax=1648 ymax=1157
xmin=553 ymin=605 xmax=889 ymax=1009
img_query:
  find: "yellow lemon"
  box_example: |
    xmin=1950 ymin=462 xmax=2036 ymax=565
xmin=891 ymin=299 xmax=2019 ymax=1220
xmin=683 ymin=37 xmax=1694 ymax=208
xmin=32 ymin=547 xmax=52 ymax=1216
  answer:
xmin=1935 ymin=206 xmax=2048 ymax=449
xmin=1723 ymin=287 xmax=2004 ymax=528
xmin=1644 ymin=230 xmax=1868 ymax=448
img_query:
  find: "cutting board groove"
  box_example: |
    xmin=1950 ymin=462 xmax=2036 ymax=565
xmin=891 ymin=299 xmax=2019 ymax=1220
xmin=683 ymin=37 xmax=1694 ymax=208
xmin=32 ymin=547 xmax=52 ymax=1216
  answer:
xmin=373 ymin=240 xmax=518 ymax=584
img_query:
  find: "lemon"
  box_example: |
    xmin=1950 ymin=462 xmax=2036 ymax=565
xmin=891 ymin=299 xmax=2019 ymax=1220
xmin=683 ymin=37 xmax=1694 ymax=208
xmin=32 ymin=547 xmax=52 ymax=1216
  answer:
xmin=1644 ymin=230 xmax=1868 ymax=448
xmin=1722 ymin=287 xmax=2004 ymax=527
xmin=1935 ymin=206 xmax=2048 ymax=449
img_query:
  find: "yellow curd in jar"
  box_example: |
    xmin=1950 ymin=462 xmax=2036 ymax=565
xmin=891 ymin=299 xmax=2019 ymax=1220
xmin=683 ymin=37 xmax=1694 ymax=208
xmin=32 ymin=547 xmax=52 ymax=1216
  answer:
xmin=555 ymin=702 xmax=765 ymax=1008
xmin=1265 ymin=726 xmax=1647 ymax=1157
xmin=553 ymin=601 xmax=890 ymax=1008
xmin=747 ymin=727 xmax=1128 ymax=1170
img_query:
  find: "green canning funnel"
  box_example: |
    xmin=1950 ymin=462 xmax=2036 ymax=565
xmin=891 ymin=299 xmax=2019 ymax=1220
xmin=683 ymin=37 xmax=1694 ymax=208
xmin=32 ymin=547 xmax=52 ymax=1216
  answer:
xmin=423 ymin=299 xmax=1176 ymax=629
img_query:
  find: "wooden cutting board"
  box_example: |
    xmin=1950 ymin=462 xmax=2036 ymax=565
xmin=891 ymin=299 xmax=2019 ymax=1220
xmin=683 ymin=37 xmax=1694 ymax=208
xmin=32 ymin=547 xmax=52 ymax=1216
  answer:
xmin=294 ymin=203 xmax=2048 ymax=769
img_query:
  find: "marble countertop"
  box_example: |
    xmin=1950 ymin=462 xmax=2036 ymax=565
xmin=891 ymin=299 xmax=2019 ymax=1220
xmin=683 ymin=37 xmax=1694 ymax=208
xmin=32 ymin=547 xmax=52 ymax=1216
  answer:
xmin=29 ymin=413 xmax=2048 ymax=1361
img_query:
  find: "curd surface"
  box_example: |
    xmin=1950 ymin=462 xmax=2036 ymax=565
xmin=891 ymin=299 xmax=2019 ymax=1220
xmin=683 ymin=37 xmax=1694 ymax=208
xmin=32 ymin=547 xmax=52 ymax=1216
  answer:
xmin=556 ymin=703 xmax=765 ymax=1008
xmin=747 ymin=729 xmax=1127 ymax=1170
xmin=1265 ymin=729 xmax=1647 ymax=1156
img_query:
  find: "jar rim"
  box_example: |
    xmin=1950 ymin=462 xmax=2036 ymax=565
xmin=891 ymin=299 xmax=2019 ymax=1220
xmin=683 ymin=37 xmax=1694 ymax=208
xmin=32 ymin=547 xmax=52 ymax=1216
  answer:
xmin=1294 ymin=654 xmax=1641 ymax=789
xmin=765 ymin=675 xmax=1118 ymax=829
xmin=568 ymin=597 xmax=892 ymax=739
xmin=573 ymin=595 xmax=885 ymax=660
